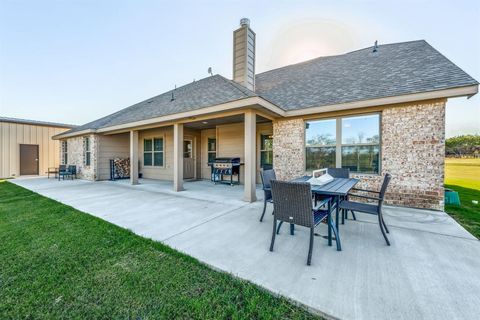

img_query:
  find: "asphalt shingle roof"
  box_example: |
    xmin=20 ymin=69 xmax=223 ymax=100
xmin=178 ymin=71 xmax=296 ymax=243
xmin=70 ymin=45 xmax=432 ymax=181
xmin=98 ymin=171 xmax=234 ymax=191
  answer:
xmin=63 ymin=40 xmax=477 ymax=135
xmin=69 ymin=75 xmax=256 ymax=133
xmin=255 ymin=40 xmax=478 ymax=110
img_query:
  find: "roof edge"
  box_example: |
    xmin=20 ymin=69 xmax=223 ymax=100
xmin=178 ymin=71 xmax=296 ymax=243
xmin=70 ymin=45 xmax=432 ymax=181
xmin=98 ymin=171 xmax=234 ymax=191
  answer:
xmin=283 ymin=84 xmax=478 ymax=117
xmin=52 ymin=84 xmax=478 ymax=139
xmin=53 ymin=96 xmax=285 ymax=139
xmin=0 ymin=116 xmax=76 ymax=129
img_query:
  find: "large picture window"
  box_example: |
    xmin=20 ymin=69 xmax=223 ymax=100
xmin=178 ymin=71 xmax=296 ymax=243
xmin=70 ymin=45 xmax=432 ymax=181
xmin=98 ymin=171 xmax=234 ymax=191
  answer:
xmin=306 ymin=114 xmax=380 ymax=174
xmin=144 ymin=138 xmax=164 ymax=167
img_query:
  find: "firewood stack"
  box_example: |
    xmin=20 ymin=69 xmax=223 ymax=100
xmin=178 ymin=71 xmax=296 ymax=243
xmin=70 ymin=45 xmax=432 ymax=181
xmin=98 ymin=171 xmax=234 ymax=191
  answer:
xmin=113 ymin=158 xmax=130 ymax=178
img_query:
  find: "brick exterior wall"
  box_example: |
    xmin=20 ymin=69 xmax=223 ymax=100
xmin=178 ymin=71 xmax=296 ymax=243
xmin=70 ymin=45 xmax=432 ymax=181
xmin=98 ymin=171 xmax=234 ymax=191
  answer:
xmin=272 ymin=118 xmax=305 ymax=181
xmin=61 ymin=134 xmax=98 ymax=180
xmin=272 ymin=99 xmax=446 ymax=210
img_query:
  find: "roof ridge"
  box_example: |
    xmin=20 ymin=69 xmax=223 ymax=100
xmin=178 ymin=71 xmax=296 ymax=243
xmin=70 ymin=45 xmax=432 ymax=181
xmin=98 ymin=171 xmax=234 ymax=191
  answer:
xmin=256 ymin=40 xmax=428 ymax=78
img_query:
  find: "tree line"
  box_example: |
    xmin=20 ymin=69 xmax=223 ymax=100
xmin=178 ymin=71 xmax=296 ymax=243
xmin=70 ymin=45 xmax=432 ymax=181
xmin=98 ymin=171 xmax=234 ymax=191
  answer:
xmin=446 ymin=135 xmax=480 ymax=157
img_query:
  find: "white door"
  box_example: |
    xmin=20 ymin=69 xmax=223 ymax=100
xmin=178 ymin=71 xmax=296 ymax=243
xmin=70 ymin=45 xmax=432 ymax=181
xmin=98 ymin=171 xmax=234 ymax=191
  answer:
xmin=183 ymin=139 xmax=195 ymax=179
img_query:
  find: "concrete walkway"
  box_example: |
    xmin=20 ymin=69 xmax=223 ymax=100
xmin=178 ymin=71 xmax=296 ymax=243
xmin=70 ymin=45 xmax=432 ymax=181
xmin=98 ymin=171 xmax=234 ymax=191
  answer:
xmin=11 ymin=177 xmax=480 ymax=320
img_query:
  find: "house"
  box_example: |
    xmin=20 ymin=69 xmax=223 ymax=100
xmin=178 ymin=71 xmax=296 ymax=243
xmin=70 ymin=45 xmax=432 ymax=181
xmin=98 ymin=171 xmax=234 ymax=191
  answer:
xmin=0 ymin=117 xmax=75 ymax=178
xmin=53 ymin=19 xmax=478 ymax=210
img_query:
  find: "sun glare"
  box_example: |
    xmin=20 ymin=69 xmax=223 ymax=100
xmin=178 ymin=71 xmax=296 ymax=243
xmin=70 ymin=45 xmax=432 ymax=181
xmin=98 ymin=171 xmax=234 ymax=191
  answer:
xmin=263 ymin=18 xmax=358 ymax=69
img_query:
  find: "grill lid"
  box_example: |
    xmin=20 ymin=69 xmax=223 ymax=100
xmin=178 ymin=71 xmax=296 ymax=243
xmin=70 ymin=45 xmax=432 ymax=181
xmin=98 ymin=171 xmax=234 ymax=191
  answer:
xmin=213 ymin=157 xmax=240 ymax=163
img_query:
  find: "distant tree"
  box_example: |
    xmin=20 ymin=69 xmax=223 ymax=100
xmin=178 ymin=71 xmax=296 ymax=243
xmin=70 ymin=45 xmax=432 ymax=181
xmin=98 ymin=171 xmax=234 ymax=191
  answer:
xmin=307 ymin=133 xmax=335 ymax=146
xmin=445 ymin=135 xmax=480 ymax=157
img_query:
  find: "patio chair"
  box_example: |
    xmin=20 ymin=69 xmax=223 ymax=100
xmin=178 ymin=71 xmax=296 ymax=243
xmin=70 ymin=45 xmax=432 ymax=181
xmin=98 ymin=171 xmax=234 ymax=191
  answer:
xmin=68 ymin=165 xmax=77 ymax=179
xmin=339 ymin=173 xmax=392 ymax=245
xmin=58 ymin=165 xmax=67 ymax=181
xmin=314 ymin=168 xmax=356 ymax=223
xmin=58 ymin=165 xmax=77 ymax=180
xmin=259 ymin=169 xmax=276 ymax=222
xmin=270 ymin=180 xmax=334 ymax=265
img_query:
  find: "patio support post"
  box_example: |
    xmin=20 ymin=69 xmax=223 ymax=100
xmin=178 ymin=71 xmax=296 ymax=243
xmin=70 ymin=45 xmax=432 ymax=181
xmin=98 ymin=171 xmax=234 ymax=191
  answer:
xmin=173 ymin=123 xmax=184 ymax=191
xmin=244 ymin=110 xmax=257 ymax=202
xmin=130 ymin=130 xmax=139 ymax=185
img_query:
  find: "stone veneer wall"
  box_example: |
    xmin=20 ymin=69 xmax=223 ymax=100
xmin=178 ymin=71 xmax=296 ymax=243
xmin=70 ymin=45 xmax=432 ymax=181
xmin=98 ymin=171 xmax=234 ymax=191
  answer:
xmin=272 ymin=118 xmax=305 ymax=181
xmin=272 ymin=99 xmax=446 ymax=210
xmin=62 ymin=134 xmax=99 ymax=180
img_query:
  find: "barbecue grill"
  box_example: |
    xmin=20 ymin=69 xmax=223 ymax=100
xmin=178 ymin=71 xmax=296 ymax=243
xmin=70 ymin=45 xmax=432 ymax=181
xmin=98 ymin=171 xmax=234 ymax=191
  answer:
xmin=210 ymin=157 xmax=241 ymax=185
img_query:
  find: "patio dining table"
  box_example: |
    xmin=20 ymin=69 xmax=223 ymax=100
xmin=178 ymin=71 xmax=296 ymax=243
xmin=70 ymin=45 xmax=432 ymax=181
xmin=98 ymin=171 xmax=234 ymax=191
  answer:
xmin=291 ymin=176 xmax=359 ymax=251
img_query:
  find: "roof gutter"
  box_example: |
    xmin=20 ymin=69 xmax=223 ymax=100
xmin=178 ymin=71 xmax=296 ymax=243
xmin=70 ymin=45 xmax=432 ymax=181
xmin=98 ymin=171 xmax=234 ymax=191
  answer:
xmin=52 ymin=128 xmax=96 ymax=140
xmin=52 ymin=97 xmax=285 ymax=139
xmin=53 ymin=84 xmax=477 ymax=139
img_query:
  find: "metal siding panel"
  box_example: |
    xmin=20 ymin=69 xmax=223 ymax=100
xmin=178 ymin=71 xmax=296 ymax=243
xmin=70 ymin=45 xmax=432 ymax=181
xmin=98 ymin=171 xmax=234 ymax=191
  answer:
xmin=0 ymin=123 xmax=4 ymax=177
xmin=42 ymin=126 xmax=49 ymax=175
xmin=48 ymin=127 xmax=55 ymax=168
xmin=9 ymin=123 xmax=17 ymax=177
xmin=2 ymin=123 xmax=10 ymax=177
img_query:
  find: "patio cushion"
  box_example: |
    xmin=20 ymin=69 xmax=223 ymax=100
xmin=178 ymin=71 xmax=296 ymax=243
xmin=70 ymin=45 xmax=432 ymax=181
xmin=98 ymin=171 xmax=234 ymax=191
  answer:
xmin=339 ymin=200 xmax=379 ymax=215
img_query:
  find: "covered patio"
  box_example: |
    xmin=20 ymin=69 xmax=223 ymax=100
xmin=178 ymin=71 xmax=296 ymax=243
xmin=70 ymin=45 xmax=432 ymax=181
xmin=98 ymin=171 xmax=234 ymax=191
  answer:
xmin=12 ymin=177 xmax=480 ymax=320
xmin=100 ymin=109 xmax=274 ymax=203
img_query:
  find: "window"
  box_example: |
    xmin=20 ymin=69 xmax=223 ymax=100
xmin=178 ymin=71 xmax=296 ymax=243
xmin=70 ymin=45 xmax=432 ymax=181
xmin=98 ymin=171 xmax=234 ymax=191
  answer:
xmin=144 ymin=138 xmax=164 ymax=167
xmin=61 ymin=141 xmax=68 ymax=165
xmin=83 ymin=137 xmax=91 ymax=166
xmin=306 ymin=119 xmax=336 ymax=171
xmin=341 ymin=115 xmax=380 ymax=174
xmin=183 ymin=140 xmax=192 ymax=159
xmin=306 ymin=114 xmax=380 ymax=174
xmin=260 ymin=134 xmax=273 ymax=170
xmin=207 ymin=138 xmax=216 ymax=163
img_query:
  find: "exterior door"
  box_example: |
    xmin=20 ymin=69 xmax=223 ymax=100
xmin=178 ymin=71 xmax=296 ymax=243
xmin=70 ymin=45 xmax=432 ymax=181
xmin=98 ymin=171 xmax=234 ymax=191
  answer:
xmin=183 ymin=139 xmax=195 ymax=179
xmin=20 ymin=144 xmax=39 ymax=175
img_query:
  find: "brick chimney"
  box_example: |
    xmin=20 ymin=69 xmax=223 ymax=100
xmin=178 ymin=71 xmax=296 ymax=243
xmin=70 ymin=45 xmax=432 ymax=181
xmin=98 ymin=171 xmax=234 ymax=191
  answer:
xmin=233 ymin=18 xmax=255 ymax=91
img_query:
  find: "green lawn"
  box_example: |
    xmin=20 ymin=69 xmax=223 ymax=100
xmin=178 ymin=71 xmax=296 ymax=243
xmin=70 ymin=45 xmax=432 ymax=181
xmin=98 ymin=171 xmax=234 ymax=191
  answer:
xmin=445 ymin=158 xmax=480 ymax=239
xmin=0 ymin=181 xmax=319 ymax=319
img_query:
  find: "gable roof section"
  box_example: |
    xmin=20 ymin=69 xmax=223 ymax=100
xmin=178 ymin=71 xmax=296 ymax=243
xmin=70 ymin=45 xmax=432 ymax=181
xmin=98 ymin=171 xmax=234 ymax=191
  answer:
xmin=65 ymin=75 xmax=257 ymax=134
xmin=57 ymin=40 xmax=477 ymax=138
xmin=255 ymin=40 xmax=477 ymax=110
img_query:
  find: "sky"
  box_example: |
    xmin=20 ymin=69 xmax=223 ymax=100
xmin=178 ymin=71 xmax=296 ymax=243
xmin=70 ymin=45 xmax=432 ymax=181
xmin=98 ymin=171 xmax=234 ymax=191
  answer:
xmin=0 ymin=0 xmax=479 ymax=137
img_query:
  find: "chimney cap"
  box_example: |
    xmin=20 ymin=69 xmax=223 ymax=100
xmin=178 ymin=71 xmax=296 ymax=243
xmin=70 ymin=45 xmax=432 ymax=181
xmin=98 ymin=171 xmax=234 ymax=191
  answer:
xmin=240 ymin=18 xmax=250 ymax=27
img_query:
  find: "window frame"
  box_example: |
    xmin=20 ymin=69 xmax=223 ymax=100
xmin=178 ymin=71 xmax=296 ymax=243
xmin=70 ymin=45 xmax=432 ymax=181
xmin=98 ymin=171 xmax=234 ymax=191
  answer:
xmin=83 ymin=137 xmax=91 ymax=167
xmin=260 ymin=133 xmax=273 ymax=169
xmin=305 ymin=112 xmax=381 ymax=175
xmin=207 ymin=137 xmax=216 ymax=164
xmin=61 ymin=140 xmax=68 ymax=165
xmin=143 ymin=136 xmax=165 ymax=167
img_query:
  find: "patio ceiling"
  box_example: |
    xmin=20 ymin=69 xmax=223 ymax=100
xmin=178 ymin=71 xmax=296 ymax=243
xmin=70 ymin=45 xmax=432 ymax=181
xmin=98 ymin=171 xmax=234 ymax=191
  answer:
xmin=183 ymin=114 xmax=271 ymax=130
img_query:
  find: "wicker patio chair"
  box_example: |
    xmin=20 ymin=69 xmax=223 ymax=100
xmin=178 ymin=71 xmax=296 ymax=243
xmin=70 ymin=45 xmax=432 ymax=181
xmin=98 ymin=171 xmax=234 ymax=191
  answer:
xmin=259 ymin=169 xmax=276 ymax=222
xmin=327 ymin=168 xmax=350 ymax=179
xmin=314 ymin=168 xmax=356 ymax=223
xmin=270 ymin=180 xmax=334 ymax=265
xmin=339 ymin=173 xmax=392 ymax=245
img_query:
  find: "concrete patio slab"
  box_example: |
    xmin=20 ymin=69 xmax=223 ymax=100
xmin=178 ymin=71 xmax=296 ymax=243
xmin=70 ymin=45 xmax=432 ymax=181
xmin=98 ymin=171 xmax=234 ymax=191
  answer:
xmin=11 ymin=177 xmax=480 ymax=320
